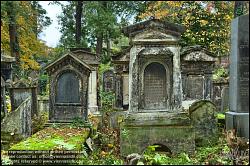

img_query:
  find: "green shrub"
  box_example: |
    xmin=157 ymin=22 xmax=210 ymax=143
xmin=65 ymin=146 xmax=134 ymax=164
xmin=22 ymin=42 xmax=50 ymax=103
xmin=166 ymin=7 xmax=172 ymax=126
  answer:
xmin=38 ymin=73 xmax=49 ymax=96
xmin=100 ymin=91 xmax=115 ymax=111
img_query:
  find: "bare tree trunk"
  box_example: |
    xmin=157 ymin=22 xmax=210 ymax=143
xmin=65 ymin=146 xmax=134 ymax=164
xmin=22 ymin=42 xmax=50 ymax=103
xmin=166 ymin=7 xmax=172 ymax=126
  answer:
xmin=31 ymin=1 xmax=38 ymax=38
xmin=106 ymin=31 xmax=111 ymax=58
xmin=96 ymin=33 xmax=103 ymax=57
xmin=6 ymin=1 xmax=20 ymax=63
xmin=75 ymin=1 xmax=83 ymax=46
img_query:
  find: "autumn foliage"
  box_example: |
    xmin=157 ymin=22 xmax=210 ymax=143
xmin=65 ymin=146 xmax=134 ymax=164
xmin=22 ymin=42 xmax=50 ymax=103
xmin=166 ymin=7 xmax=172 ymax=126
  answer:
xmin=140 ymin=1 xmax=235 ymax=57
xmin=1 ymin=1 xmax=50 ymax=71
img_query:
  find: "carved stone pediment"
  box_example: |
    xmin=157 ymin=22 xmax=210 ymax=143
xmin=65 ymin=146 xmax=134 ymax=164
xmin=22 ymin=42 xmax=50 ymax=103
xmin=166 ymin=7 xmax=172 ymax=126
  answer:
xmin=134 ymin=29 xmax=177 ymax=41
xmin=182 ymin=51 xmax=216 ymax=62
xmin=122 ymin=19 xmax=185 ymax=38
xmin=181 ymin=45 xmax=216 ymax=62
xmin=71 ymin=50 xmax=100 ymax=65
xmin=44 ymin=52 xmax=94 ymax=75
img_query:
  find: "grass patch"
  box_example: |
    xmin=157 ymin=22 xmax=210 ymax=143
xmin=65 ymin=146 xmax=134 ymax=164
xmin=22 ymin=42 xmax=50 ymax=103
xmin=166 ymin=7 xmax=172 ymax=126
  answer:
xmin=10 ymin=127 xmax=90 ymax=151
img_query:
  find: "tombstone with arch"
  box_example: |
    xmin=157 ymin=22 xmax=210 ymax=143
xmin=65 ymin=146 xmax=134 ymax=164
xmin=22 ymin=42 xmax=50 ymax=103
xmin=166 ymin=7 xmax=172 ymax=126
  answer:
xmin=45 ymin=52 xmax=94 ymax=123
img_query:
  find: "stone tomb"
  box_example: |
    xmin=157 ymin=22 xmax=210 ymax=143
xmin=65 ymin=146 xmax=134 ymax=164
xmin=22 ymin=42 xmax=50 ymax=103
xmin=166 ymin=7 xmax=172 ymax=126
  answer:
xmin=70 ymin=48 xmax=100 ymax=114
xmin=226 ymin=14 xmax=249 ymax=138
xmin=1 ymin=51 xmax=16 ymax=81
xmin=45 ymin=52 xmax=94 ymax=123
xmin=120 ymin=19 xmax=195 ymax=156
xmin=8 ymin=78 xmax=38 ymax=118
xmin=181 ymin=45 xmax=216 ymax=101
xmin=111 ymin=46 xmax=130 ymax=109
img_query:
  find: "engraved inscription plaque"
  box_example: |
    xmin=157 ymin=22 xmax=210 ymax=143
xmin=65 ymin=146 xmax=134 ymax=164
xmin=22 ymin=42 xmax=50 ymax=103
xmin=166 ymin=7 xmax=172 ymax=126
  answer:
xmin=239 ymin=41 xmax=249 ymax=112
xmin=186 ymin=75 xmax=204 ymax=99
xmin=144 ymin=62 xmax=166 ymax=109
xmin=56 ymin=72 xmax=80 ymax=103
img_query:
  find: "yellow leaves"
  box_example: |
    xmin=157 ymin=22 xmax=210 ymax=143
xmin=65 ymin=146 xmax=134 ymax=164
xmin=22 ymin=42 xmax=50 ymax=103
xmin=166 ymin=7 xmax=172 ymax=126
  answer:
xmin=200 ymin=20 xmax=208 ymax=26
xmin=1 ymin=1 xmax=48 ymax=71
xmin=155 ymin=10 xmax=169 ymax=19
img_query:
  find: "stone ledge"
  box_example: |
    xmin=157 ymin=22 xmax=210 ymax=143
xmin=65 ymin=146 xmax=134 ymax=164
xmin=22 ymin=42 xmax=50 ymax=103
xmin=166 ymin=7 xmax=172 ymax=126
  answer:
xmin=123 ymin=111 xmax=191 ymax=126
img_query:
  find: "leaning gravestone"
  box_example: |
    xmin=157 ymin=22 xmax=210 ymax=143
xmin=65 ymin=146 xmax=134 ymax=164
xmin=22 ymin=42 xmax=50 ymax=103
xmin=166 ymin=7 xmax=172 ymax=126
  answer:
xmin=226 ymin=14 xmax=249 ymax=138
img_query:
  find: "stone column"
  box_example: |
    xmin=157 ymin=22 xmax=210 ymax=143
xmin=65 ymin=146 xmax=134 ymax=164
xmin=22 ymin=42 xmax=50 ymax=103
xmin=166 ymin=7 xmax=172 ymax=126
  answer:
xmin=170 ymin=46 xmax=182 ymax=109
xmin=88 ymin=70 xmax=99 ymax=114
xmin=226 ymin=14 xmax=249 ymax=138
xmin=128 ymin=45 xmax=144 ymax=112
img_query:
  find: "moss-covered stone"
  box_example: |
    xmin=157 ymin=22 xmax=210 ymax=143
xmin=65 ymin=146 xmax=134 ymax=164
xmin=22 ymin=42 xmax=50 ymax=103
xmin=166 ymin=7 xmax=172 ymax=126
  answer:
xmin=120 ymin=112 xmax=195 ymax=157
xmin=10 ymin=127 xmax=90 ymax=151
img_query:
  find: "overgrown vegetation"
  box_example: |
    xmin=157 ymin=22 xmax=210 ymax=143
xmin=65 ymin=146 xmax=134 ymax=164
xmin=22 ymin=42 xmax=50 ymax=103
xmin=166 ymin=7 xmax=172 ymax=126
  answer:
xmin=213 ymin=66 xmax=229 ymax=81
xmin=9 ymin=127 xmax=90 ymax=151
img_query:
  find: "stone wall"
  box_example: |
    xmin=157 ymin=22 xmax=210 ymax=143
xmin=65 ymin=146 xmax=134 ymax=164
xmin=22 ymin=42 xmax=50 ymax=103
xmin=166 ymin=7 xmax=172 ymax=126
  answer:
xmin=37 ymin=96 xmax=49 ymax=115
xmin=120 ymin=112 xmax=195 ymax=157
xmin=1 ymin=97 xmax=32 ymax=137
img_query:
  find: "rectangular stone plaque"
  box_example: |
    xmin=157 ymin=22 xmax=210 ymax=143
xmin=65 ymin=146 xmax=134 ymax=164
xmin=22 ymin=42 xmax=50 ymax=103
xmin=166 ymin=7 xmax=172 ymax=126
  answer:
xmin=186 ymin=75 xmax=204 ymax=100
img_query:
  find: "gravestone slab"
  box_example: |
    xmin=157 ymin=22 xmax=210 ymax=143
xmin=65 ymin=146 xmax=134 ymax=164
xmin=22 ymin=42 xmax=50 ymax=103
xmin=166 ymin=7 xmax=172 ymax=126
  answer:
xmin=102 ymin=70 xmax=115 ymax=92
xmin=226 ymin=14 xmax=249 ymax=138
xmin=189 ymin=100 xmax=218 ymax=146
xmin=220 ymin=87 xmax=229 ymax=112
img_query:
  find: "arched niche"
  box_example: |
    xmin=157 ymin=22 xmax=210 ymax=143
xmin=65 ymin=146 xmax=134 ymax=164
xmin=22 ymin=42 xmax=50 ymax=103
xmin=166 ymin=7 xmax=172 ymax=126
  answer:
xmin=143 ymin=62 xmax=167 ymax=109
xmin=55 ymin=71 xmax=80 ymax=104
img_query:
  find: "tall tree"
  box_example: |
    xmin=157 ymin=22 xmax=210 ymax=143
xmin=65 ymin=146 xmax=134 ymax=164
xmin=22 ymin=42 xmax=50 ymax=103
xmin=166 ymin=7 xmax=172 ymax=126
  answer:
xmin=75 ymin=1 xmax=84 ymax=46
xmin=4 ymin=1 xmax=20 ymax=63
xmin=1 ymin=1 xmax=51 ymax=72
xmin=55 ymin=1 xmax=148 ymax=62
xmin=31 ymin=1 xmax=51 ymax=37
xmin=140 ymin=1 xmax=234 ymax=57
xmin=57 ymin=1 xmax=87 ymax=49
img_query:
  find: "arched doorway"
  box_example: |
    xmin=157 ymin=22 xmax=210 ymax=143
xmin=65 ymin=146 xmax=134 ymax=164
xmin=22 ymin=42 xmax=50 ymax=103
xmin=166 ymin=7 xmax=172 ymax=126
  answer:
xmin=144 ymin=62 xmax=166 ymax=109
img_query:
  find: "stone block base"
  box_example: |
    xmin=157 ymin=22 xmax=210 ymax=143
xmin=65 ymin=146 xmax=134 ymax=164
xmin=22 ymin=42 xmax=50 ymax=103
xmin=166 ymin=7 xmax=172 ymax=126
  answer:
xmin=120 ymin=112 xmax=195 ymax=157
xmin=226 ymin=112 xmax=249 ymax=138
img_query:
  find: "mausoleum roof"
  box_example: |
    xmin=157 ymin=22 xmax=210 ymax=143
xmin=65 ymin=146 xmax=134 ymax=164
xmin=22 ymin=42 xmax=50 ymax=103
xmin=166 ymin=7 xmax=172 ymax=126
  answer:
xmin=181 ymin=45 xmax=217 ymax=62
xmin=122 ymin=19 xmax=186 ymax=38
xmin=44 ymin=52 xmax=95 ymax=73
xmin=70 ymin=48 xmax=100 ymax=65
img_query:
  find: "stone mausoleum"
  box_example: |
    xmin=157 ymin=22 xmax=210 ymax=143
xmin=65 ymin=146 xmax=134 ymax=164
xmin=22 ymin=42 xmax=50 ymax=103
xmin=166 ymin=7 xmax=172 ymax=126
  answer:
xmin=120 ymin=19 xmax=195 ymax=156
xmin=45 ymin=48 xmax=99 ymax=123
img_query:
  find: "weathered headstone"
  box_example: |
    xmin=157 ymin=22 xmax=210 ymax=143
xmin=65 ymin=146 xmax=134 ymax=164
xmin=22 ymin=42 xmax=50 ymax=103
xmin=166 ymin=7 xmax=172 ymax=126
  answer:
xmin=226 ymin=14 xmax=249 ymax=138
xmin=189 ymin=100 xmax=218 ymax=146
xmin=181 ymin=45 xmax=216 ymax=101
xmin=45 ymin=52 xmax=93 ymax=123
xmin=102 ymin=70 xmax=115 ymax=92
xmin=220 ymin=86 xmax=229 ymax=112
xmin=9 ymin=79 xmax=38 ymax=117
